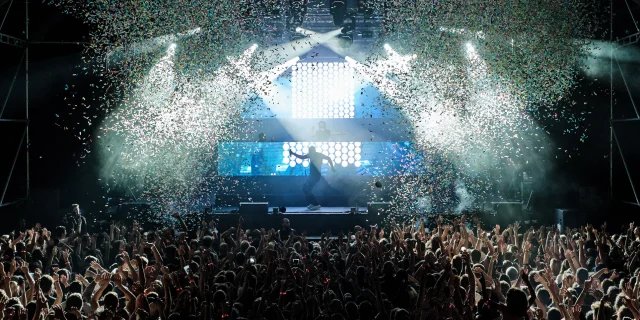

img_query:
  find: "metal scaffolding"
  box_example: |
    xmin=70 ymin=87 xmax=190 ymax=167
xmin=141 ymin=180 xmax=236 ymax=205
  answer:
xmin=610 ymin=0 xmax=640 ymax=206
xmin=0 ymin=0 xmax=29 ymax=208
xmin=0 ymin=0 xmax=87 ymax=208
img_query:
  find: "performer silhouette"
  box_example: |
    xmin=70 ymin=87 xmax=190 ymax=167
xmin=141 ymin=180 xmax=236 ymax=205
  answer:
xmin=289 ymin=146 xmax=336 ymax=210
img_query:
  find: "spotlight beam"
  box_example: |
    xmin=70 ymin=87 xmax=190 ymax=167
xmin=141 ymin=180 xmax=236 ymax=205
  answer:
xmin=260 ymin=56 xmax=300 ymax=81
xmin=250 ymin=28 xmax=343 ymax=73
xmin=106 ymin=27 xmax=201 ymax=66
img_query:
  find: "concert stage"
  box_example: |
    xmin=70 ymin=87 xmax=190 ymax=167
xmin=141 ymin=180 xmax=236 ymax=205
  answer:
xmin=211 ymin=206 xmax=378 ymax=235
xmin=212 ymin=206 xmax=368 ymax=214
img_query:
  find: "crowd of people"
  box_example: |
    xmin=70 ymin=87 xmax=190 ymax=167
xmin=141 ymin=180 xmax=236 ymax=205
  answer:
xmin=0 ymin=204 xmax=638 ymax=320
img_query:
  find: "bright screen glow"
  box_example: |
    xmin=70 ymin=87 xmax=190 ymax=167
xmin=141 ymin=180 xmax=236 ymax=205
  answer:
xmin=217 ymin=142 xmax=424 ymax=176
xmin=291 ymin=62 xmax=355 ymax=118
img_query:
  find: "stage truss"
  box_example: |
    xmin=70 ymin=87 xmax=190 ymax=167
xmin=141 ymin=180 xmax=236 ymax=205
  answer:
xmin=0 ymin=0 xmax=87 ymax=208
xmin=610 ymin=0 xmax=640 ymax=206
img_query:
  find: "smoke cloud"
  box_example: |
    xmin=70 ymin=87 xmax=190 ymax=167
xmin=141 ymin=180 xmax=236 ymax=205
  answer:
xmin=454 ymin=180 xmax=476 ymax=214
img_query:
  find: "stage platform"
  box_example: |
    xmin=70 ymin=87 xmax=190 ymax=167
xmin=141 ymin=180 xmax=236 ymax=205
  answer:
xmin=212 ymin=206 xmax=368 ymax=214
xmin=210 ymin=206 xmax=378 ymax=235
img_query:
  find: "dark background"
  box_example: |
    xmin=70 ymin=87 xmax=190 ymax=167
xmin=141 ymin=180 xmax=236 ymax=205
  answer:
xmin=0 ymin=0 xmax=639 ymax=232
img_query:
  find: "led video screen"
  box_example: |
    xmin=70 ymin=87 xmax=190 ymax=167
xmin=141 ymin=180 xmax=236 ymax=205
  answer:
xmin=217 ymin=142 xmax=424 ymax=176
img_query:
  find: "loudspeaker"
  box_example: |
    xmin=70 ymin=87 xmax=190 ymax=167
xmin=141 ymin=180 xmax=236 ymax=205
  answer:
xmin=368 ymin=202 xmax=392 ymax=217
xmin=240 ymin=202 xmax=269 ymax=215
xmin=555 ymin=208 xmax=581 ymax=230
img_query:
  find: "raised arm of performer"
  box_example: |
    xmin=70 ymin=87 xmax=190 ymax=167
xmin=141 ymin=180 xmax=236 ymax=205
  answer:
xmin=322 ymin=154 xmax=337 ymax=172
xmin=289 ymin=149 xmax=308 ymax=160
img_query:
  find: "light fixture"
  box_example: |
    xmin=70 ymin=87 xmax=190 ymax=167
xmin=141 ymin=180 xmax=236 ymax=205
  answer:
xmin=341 ymin=16 xmax=356 ymax=34
xmin=167 ymin=43 xmax=177 ymax=55
xmin=337 ymin=16 xmax=355 ymax=48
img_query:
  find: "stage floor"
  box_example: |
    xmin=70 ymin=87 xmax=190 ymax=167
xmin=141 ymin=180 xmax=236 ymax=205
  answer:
xmin=213 ymin=206 xmax=369 ymax=214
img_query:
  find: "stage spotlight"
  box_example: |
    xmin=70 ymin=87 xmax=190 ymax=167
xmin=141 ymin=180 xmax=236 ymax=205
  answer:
xmin=337 ymin=16 xmax=355 ymax=48
xmin=290 ymin=32 xmax=307 ymax=41
xmin=330 ymin=0 xmax=347 ymax=26
xmin=167 ymin=43 xmax=177 ymax=55
xmin=465 ymin=42 xmax=474 ymax=52
xmin=341 ymin=16 xmax=356 ymax=34
xmin=262 ymin=56 xmax=300 ymax=80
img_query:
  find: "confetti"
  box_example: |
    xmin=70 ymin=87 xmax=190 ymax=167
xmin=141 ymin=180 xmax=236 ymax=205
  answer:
xmin=47 ymin=0 xmax=602 ymax=221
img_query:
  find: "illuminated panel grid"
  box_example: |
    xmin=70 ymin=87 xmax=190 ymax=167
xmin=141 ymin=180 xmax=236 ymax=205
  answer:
xmin=282 ymin=142 xmax=362 ymax=168
xmin=291 ymin=62 xmax=355 ymax=118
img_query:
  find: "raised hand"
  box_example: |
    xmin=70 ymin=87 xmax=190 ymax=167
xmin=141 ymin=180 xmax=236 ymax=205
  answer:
xmin=19 ymin=260 xmax=28 ymax=275
xmin=98 ymin=273 xmax=110 ymax=286
xmin=75 ymin=274 xmax=86 ymax=283
xmin=90 ymin=260 xmax=103 ymax=272
xmin=9 ymin=259 xmax=17 ymax=275
xmin=135 ymin=292 xmax=149 ymax=311
xmin=62 ymin=249 xmax=71 ymax=262
xmin=565 ymin=249 xmax=573 ymax=258
xmin=51 ymin=304 xmax=65 ymax=319
xmin=131 ymin=282 xmax=143 ymax=295
xmin=35 ymin=290 xmax=47 ymax=309
xmin=69 ymin=306 xmax=82 ymax=319
xmin=17 ymin=306 xmax=26 ymax=320
xmin=534 ymin=273 xmax=547 ymax=286
xmin=610 ymin=271 xmax=619 ymax=280
xmin=112 ymin=273 xmax=122 ymax=286
xmin=0 ymin=293 xmax=8 ymax=310
xmin=572 ymin=304 xmax=582 ymax=319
